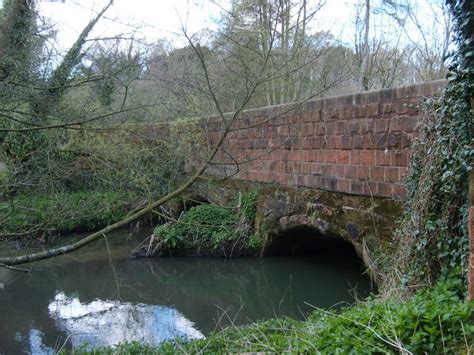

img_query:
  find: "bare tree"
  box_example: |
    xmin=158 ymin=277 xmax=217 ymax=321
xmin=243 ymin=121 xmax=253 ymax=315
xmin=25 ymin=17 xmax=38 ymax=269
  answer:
xmin=357 ymin=0 xmax=370 ymax=91
xmin=0 ymin=1 xmax=321 ymax=266
xmin=351 ymin=0 xmax=450 ymax=90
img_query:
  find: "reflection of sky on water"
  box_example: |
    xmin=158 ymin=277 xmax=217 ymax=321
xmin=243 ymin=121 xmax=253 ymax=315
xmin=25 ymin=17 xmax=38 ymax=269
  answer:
xmin=20 ymin=292 xmax=204 ymax=352
xmin=16 ymin=329 xmax=55 ymax=355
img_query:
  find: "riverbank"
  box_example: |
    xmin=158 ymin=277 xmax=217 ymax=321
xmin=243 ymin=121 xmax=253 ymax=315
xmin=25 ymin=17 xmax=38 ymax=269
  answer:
xmin=0 ymin=191 xmax=142 ymax=241
xmin=77 ymin=278 xmax=473 ymax=354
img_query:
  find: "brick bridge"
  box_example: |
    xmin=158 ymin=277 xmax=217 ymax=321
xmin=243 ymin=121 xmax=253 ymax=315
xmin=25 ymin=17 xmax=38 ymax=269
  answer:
xmin=205 ymin=80 xmax=447 ymax=199
xmin=176 ymin=79 xmax=472 ymax=296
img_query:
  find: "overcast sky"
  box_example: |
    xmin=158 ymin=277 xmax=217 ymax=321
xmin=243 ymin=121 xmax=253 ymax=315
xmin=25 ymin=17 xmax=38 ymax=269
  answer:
xmin=35 ymin=0 xmax=359 ymax=50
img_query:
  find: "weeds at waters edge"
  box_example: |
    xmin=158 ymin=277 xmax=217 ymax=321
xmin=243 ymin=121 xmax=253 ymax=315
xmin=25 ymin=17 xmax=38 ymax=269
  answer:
xmin=72 ymin=278 xmax=473 ymax=354
xmin=151 ymin=191 xmax=258 ymax=252
xmin=0 ymin=191 xmax=138 ymax=239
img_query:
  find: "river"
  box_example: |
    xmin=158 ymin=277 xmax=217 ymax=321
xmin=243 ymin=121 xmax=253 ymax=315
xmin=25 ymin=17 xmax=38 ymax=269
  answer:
xmin=0 ymin=227 xmax=372 ymax=353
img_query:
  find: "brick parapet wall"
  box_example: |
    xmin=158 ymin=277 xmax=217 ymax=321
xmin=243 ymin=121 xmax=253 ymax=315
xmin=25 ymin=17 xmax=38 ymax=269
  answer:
xmin=205 ymin=80 xmax=447 ymax=200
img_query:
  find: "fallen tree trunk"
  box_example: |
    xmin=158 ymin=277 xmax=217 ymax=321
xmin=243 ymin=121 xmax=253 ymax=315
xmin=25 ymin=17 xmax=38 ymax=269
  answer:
xmin=0 ymin=164 xmax=205 ymax=266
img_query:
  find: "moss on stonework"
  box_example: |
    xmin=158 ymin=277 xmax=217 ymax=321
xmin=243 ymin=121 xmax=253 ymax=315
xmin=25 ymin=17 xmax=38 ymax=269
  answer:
xmin=187 ymin=179 xmax=403 ymax=281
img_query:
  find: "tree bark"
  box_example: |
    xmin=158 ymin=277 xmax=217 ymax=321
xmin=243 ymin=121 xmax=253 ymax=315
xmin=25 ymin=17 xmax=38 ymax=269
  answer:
xmin=359 ymin=0 xmax=370 ymax=91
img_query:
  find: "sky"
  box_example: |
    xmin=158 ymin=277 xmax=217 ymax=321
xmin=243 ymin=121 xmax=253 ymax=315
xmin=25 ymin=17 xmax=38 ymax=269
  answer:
xmin=35 ymin=0 xmax=360 ymax=50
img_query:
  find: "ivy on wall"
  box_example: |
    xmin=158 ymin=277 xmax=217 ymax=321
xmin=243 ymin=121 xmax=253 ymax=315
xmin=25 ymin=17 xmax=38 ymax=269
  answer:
xmin=390 ymin=0 xmax=473 ymax=292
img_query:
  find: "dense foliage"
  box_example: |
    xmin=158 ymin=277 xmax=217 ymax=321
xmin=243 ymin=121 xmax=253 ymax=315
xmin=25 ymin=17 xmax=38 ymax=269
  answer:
xmin=0 ymin=126 xmax=184 ymax=238
xmin=0 ymin=191 xmax=135 ymax=238
xmin=153 ymin=192 xmax=258 ymax=251
xmin=384 ymin=0 xmax=473 ymax=291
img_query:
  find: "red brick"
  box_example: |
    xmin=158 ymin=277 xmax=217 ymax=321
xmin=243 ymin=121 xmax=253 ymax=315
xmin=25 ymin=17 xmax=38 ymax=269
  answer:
xmin=309 ymin=137 xmax=322 ymax=149
xmin=326 ymin=150 xmax=339 ymax=164
xmin=381 ymin=103 xmax=394 ymax=115
xmin=335 ymin=121 xmax=345 ymax=134
xmin=391 ymin=151 xmax=408 ymax=167
xmin=337 ymin=179 xmax=351 ymax=193
xmin=338 ymin=151 xmax=350 ymax=164
xmin=274 ymin=173 xmax=286 ymax=184
xmin=357 ymin=166 xmax=370 ymax=180
xmin=335 ymin=165 xmax=346 ymax=178
xmin=277 ymin=125 xmax=290 ymax=136
xmin=289 ymin=150 xmax=298 ymax=161
xmin=360 ymin=150 xmax=374 ymax=165
xmin=367 ymin=104 xmax=379 ymax=117
xmin=308 ymin=151 xmax=318 ymax=162
xmin=375 ymin=150 xmax=391 ymax=166
xmin=350 ymin=180 xmax=364 ymax=194
xmin=378 ymin=182 xmax=392 ymax=197
xmin=384 ymin=167 xmax=400 ymax=183
xmin=344 ymin=108 xmax=354 ymax=120
xmin=349 ymin=120 xmax=360 ymax=133
xmin=267 ymin=172 xmax=278 ymax=182
xmin=353 ymin=135 xmax=365 ymax=149
xmin=389 ymin=116 xmax=401 ymax=132
xmin=370 ymin=166 xmax=384 ymax=181
xmin=297 ymin=175 xmax=306 ymax=186
xmin=316 ymin=122 xmax=326 ymax=135
xmin=329 ymin=108 xmax=340 ymax=119
xmin=303 ymin=175 xmax=314 ymax=187
xmin=301 ymin=112 xmax=312 ymax=122
xmin=395 ymin=100 xmax=409 ymax=114
xmin=361 ymin=118 xmax=374 ymax=133
xmin=321 ymin=164 xmax=334 ymax=176
xmin=301 ymin=123 xmax=314 ymax=137
xmin=302 ymin=138 xmax=311 ymax=149
xmin=301 ymin=163 xmax=312 ymax=175
xmin=374 ymin=118 xmax=389 ymax=133
xmin=363 ymin=181 xmax=378 ymax=196
xmin=326 ymin=122 xmax=336 ymax=134
xmin=238 ymin=171 xmax=249 ymax=179
xmin=328 ymin=136 xmax=342 ymax=149
xmin=349 ymin=151 xmax=361 ymax=164
xmin=311 ymin=163 xmax=322 ymax=175
xmin=300 ymin=150 xmax=309 ymax=162
xmin=341 ymin=135 xmax=353 ymax=150
xmin=275 ymin=161 xmax=286 ymax=173
xmin=344 ymin=165 xmax=358 ymax=179
xmin=358 ymin=106 xmax=368 ymax=118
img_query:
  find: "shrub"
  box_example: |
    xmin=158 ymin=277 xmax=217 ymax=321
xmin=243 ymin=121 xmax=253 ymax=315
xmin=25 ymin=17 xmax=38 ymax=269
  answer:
xmin=153 ymin=191 xmax=258 ymax=250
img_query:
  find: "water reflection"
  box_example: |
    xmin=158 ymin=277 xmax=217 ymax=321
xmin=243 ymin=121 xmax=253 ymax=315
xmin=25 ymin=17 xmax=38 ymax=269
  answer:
xmin=45 ymin=292 xmax=203 ymax=349
xmin=16 ymin=329 xmax=55 ymax=355
xmin=0 ymin=228 xmax=372 ymax=353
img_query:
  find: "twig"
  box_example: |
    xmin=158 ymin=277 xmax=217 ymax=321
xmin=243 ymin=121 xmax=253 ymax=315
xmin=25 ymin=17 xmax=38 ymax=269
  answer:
xmin=0 ymin=262 xmax=30 ymax=273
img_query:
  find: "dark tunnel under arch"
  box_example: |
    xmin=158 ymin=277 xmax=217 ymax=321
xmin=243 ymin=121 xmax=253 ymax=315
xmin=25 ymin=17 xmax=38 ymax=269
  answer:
xmin=264 ymin=225 xmax=362 ymax=260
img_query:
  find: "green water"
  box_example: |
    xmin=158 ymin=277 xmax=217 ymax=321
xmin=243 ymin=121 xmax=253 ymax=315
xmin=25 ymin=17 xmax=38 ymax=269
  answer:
xmin=0 ymin=227 xmax=372 ymax=353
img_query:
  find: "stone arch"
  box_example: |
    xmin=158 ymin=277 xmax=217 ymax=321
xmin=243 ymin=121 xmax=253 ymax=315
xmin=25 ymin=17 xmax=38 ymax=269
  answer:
xmin=264 ymin=224 xmax=363 ymax=261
